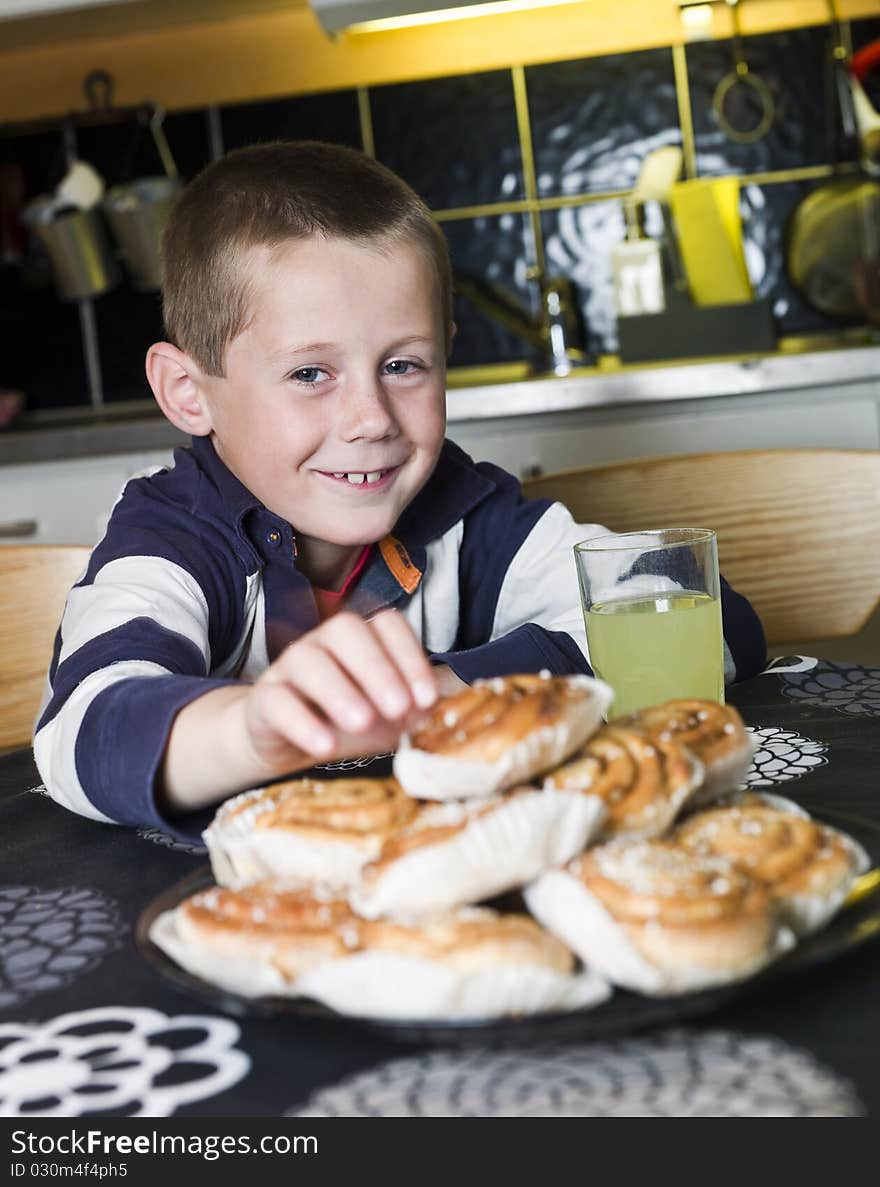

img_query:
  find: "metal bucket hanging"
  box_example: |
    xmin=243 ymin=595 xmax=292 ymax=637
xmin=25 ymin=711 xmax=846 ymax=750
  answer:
xmin=101 ymin=105 xmax=182 ymax=291
xmin=22 ymin=196 xmax=120 ymax=301
xmin=102 ymin=174 xmax=181 ymax=290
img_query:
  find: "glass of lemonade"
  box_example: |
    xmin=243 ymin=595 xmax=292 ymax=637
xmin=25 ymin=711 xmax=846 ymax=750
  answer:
xmin=574 ymin=528 xmax=724 ymax=717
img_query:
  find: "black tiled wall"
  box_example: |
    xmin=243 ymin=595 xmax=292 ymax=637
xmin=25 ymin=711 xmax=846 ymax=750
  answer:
xmin=220 ymin=91 xmax=362 ymax=153
xmin=370 ymin=71 xmax=525 ymax=209
xmin=685 ymin=26 xmax=839 ymax=176
xmin=527 ymin=48 xmax=682 ymax=197
xmin=444 ymin=211 xmax=539 ymax=366
xmin=1 ymin=17 xmax=876 ymax=412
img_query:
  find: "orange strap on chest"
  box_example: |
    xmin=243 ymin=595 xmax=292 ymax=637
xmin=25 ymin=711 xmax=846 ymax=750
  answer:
xmin=379 ymin=535 xmax=422 ymax=595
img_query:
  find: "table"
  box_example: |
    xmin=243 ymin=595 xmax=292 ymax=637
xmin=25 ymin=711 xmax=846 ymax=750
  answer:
xmin=2 ymin=658 xmax=879 ymax=1118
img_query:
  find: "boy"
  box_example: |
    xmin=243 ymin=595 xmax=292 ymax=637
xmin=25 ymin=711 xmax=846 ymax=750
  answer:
xmin=33 ymin=142 xmax=766 ymax=839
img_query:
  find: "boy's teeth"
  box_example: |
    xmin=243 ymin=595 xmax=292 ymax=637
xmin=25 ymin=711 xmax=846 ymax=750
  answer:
xmin=329 ymin=470 xmax=386 ymax=484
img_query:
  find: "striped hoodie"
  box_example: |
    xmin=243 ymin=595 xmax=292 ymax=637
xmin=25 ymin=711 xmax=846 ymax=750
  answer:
xmin=33 ymin=435 xmax=766 ymax=839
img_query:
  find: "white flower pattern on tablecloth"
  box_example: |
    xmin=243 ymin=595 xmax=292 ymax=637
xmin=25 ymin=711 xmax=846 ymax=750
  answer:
xmin=0 ymin=1006 xmax=249 ymax=1116
xmin=760 ymin=656 xmax=819 ymax=675
xmin=313 ymin=753 xmax=393 ymax=771
xmin=289 ymin=1029 xmax=862 ymax=1117
xmin=0 ymin=888 xmax=123 ymax=1011
xmin=137 ymin=827 xmax=207 ymax=856
xmin=780 ymin=664 xmax=880 ymax=717
xmin=742 ymin=727 xmax=828 ymax=788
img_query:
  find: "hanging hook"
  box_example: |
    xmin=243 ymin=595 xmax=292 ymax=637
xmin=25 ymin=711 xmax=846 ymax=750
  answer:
xmin=83 ymin=69 xmax=114 ymax=112
xmin=729 ymin=0 xmax=749 ymax=77
xmin=711 ymin=0 xmax=775 ymax=144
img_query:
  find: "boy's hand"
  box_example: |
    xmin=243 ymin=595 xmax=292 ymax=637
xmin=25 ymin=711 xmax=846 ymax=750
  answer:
xmin=160 ymin=609 xmax=468 ymax=813
xmin=239 ymin=608 xmax=439 ymax=771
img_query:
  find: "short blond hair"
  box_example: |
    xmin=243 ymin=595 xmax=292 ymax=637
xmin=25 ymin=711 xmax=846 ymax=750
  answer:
xmin=160 ymin=140 xmax=453 ymax=376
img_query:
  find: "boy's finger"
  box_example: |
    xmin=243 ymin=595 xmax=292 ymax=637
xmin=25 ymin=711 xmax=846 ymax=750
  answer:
xmin=317 ymin=611 xmax=418 ymax=720
xmin=272 ymin=640 xmax=377 ymax=734
xmin=251 ymin=680 xmax=336 ymax=758
xmin=369 ymin=609 xmax=438 ymax=709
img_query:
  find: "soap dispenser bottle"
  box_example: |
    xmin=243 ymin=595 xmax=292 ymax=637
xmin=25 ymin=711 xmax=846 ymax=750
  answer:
xmin=611 ymin=200 xmax=666 ymax=318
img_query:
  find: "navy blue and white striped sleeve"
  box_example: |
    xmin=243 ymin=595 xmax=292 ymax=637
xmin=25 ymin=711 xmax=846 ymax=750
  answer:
xmin=431 ymin=462 xmax=606 ymax=681
xmin=432 ymin=462 xmax=767 ymax=684
xmin=33 ymin=509 xmax=248 ymax=833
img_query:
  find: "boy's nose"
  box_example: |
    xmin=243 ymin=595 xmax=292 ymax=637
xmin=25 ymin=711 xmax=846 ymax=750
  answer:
xmin=339 ymin=378 xmax=398 ymax=441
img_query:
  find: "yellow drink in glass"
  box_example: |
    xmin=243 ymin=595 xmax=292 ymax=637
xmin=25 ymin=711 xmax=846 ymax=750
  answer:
xmin=584 ymin=590 xmax=724 ymax=717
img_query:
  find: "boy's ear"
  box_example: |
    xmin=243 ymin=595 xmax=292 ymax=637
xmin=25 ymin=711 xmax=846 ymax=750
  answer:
xmin=446 ymin=321 xmax=457 ymax=359
xmin=146 ymin=342 xmax=215 ymax=436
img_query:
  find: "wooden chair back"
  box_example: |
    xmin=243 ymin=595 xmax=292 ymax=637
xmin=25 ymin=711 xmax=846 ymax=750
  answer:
xmin=0 ymin=545 xmax=92 ymax=752
xmin=522 ymin=448 xmax=880 ymax=646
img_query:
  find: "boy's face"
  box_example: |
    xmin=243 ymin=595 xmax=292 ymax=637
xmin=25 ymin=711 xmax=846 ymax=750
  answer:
xmin=199 ymin=234 xmax=448 ymax=569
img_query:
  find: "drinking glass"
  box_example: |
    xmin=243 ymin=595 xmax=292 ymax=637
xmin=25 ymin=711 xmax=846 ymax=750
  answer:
xmin=573 ymin=528 xmax=724 ymax=717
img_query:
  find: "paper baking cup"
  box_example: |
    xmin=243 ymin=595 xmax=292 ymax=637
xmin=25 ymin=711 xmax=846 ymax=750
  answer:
xmin=393 ymin=675 xmax=614 ymax=801
xmin=786 ymin=839 xmax=869 ymax=936
xmin=690 ymin=731 xmax=758 ymax=806
xmin=351 ymin=789 xmax=607 ymax=919
xmin=150 ymin=909 xmax=291 ymax=998
xmin=295 ymin=951 xmax=611 ymax=1020
xmin=779 ymin=807 xmax=869 ymax=935
xmin=203 ymin=789 xmax=381 ymax=891
xmin=525 ymin=869 xmax=796 ymax=997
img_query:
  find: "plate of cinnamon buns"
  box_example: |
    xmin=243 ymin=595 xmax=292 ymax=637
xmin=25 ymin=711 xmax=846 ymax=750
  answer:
xmin=139 ymin=672 xmax=878 ymax=1041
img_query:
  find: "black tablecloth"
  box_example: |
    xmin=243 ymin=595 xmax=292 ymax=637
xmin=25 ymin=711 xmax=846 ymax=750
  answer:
xmin=2 ymin=658 xmax=879 ymax=1118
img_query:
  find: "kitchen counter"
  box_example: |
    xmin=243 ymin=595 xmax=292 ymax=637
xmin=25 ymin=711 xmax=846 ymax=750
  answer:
xmin=446 ymin=342 xmax=880 ymax=422
xmin=2 ymin=341 xmax=879 ymax=468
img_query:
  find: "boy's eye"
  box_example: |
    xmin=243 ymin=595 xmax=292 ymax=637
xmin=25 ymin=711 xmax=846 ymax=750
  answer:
xmin=384 ymin=359 xmax=422 ymax=375
xmin=291 ymin=367 xmax=325 ymax=384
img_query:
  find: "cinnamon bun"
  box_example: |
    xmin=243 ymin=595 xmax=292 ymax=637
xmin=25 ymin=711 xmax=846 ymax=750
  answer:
xmin=614 ymin=699 xmax=755 ymax=804
xmin=674 ymin=793 xmax=869 ymax=935
xmin=350 ymin=786 xmax=607 ymax=919
xmin=203 ymin=776 xmax=418 ymax=891
xmin=393 ymin=672 xmax=613 ymax=800
xmin=542 ymin=723 xmax=703 ymax=840
xmin=525 ymin=838 xmax=794 ymax=995
xmin=149 ymin=881 xmax=360 ymax=998
xmin=298 ymin=906 xmax=611 ymax=1019
xmin=149 ymin=884 xmax=610 ymax=1019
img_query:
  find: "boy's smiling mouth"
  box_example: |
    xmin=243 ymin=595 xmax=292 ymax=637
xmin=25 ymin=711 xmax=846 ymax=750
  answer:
xmin=316 ymin=466 xmax=400 ymax=490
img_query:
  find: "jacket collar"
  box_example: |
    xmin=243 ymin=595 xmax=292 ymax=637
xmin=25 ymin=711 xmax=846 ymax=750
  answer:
xmin=189 ymin=434 xmax=263 ymax=529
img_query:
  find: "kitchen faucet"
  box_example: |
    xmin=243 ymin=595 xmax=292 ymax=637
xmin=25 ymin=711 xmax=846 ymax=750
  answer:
xmin=453 ymin=270 xmax=591 ymax=376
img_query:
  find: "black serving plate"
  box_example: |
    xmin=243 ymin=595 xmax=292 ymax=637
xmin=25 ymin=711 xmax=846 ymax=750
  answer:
xmin=135 ymin=807 xmax=880 ymax=1047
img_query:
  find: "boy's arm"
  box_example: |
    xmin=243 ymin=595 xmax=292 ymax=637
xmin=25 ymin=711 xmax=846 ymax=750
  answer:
xmin=430 ymin=463 xmax=767 ymax=685
xmin=32 ymin=522 xmax=250 ymax=835
xmin=34 ymin=515 xmax=436 ymax=833
xmin=430 ymin=493 xmax=598 ymax=681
